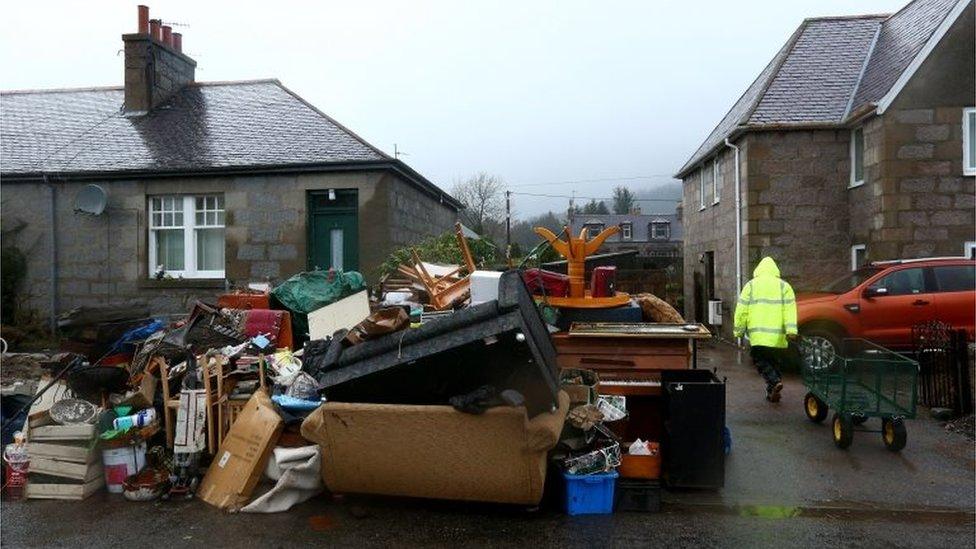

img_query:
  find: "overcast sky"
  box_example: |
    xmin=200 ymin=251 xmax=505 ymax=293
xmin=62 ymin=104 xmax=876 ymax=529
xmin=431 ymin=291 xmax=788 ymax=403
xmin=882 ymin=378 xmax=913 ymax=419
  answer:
xmin=1 ymin=0 xmax=907 ymax=217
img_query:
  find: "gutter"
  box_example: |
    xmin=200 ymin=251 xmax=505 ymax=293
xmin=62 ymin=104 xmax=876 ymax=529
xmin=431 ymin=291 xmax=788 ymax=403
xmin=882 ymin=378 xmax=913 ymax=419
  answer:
xmin=44 ymin=175 xmax=58 ymax=334
xmin=724 ymin=138 xmax=742 ymax=307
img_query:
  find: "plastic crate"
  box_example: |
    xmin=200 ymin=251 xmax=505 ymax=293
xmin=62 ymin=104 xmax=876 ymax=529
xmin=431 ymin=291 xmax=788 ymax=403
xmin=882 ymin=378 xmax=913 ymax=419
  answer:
xmin=614 ymin=478 xmax=661 ymax=512
xmin=563 ymin=470 xmax=618 ymax=515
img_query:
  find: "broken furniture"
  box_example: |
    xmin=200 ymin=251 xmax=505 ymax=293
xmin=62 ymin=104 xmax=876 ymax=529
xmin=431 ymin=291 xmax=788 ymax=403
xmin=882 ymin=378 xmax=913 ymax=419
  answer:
xmin=532 ymin=226 xmax=630 ymax=308
xmin=25 ymin=405 xmax=103 ymax=500
xmin=301 ymin=391 xmax=569 ymax=505
xmin=312 ymin=270 xmax=561 ymax=418
xmin=396 ymin=222 xmax=478 ymax=311
xmin=554 ymin=322 xmax=711 ymax=447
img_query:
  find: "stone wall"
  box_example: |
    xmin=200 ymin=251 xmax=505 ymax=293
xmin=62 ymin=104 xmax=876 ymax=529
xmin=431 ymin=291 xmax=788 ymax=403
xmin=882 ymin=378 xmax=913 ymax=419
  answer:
xmin=743 ymin=130 xmax=852 ymax=292
xmin=0 ymin=170 xmax=456 ymax=320
xmin=867 ymin=9 xmax=976 ymax=260
xmin=681 ymin=145 xmax=740 ymax=337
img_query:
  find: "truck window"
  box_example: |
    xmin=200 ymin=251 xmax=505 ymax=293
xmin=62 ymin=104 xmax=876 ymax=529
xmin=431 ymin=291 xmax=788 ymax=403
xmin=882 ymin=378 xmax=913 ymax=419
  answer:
xmin=933 ymin=265 xmax=976 ymax=293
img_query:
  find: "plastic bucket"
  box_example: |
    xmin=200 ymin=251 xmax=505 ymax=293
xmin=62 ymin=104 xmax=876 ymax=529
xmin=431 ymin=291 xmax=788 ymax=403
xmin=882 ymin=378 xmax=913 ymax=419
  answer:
xmin=562 ymin=470 xmax=618 ymax=515
xmin=102 ymin=443 xmax=146 ymax=494
xmin=3 ymin=454 xmax=29 ymax=501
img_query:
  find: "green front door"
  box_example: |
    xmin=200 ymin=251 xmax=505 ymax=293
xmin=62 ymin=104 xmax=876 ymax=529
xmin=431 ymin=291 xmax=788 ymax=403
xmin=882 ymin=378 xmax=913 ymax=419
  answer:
xmin=307 ymin=190 xmax=359 ymax=271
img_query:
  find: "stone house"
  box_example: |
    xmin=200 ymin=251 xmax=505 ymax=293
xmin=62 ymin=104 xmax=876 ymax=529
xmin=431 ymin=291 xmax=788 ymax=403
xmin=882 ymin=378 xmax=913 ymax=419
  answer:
xmin=0 ymin=9 xmax=460 ymax=325
xmin=674 ymin=0 xmax=975 ymax=336
xmin=568 ymin=213 xmax=683 ymax=269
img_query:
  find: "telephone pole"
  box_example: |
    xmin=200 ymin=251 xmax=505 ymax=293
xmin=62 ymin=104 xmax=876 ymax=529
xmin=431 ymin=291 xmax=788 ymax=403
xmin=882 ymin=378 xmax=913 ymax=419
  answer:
xmin=505 ymin=190 xmax=512 ymax=266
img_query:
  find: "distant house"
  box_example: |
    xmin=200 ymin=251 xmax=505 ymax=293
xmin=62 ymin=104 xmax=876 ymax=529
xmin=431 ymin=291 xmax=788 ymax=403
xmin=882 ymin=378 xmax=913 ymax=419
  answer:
xmin=568 ymin=213 xmax=683 ymax=269
xmin=0 ymin=8 xmax=460 ymax=324
xmin=675 ymin=0 xmax=974 ymax=335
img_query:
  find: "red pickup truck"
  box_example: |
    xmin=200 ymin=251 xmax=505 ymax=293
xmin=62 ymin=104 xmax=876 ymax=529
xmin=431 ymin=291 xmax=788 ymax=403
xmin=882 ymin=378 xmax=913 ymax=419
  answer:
xmin=797 ymin=258 xmax=975 ymax=361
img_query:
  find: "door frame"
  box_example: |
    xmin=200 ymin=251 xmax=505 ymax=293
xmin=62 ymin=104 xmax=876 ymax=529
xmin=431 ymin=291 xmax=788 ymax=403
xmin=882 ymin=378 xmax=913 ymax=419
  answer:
xmin=306 ymin=189 xmax=359 ymax=271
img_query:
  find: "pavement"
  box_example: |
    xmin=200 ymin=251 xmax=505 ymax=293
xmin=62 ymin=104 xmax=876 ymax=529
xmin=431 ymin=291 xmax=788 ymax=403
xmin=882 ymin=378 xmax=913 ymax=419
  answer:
xmin=2 ymin=341 xmax=974 ymax=548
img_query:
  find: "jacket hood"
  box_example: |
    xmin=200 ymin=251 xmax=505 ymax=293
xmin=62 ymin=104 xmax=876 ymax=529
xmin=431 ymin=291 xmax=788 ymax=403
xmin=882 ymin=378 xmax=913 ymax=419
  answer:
xmin=753 ymin=256 xmax=780 ymax=278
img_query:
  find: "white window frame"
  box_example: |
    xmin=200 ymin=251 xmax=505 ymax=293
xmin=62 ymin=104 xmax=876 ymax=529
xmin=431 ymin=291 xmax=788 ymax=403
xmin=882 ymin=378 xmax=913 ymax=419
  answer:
xmin=650 ymin=222 xmax=670 ymax=240
xmin=963 ymin=107 xmax=975 ymax=176
xmin=621 ymin=223 xmax=632 ymax=240
xmin=698 ymin=167 xmax=706 ymax=210
xmin=712 ymin=157 xmax=721 ymax=205
xmin=849 ymin=127 xmax=865 ymax=188
xmin=965 ymin=241 xmax=976 ymax=260
xmin=851 ymin=244 xmax=866 ymax=271
xmin=148 ymin=194 xmax=226 ymax=279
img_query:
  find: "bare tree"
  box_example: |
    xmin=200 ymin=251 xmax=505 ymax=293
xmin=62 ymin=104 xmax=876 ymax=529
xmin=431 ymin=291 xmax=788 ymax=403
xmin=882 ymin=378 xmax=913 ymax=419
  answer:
xmin=451 ymin=172 xmax=506 ymax=239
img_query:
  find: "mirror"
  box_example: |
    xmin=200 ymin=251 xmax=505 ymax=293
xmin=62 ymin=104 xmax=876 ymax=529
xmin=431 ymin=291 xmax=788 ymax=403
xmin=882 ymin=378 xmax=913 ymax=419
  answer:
xmin=863 ymin=286 xmax=888 ymax=298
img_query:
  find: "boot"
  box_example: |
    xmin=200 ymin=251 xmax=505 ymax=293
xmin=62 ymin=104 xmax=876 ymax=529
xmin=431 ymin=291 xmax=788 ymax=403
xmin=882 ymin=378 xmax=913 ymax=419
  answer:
xmin=766 ymin=380 xmax=783 ymax=403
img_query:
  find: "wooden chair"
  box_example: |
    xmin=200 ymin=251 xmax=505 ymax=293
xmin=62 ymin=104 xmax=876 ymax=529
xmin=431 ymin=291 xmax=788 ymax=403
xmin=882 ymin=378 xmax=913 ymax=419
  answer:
xmin=157 ymin=356 xmax=181 ymax=449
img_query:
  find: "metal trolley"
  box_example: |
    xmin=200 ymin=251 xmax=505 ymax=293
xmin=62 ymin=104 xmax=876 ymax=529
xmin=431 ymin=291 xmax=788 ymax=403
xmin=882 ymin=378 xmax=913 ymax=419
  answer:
xmin=800 ymin=338 xmax=918 ymax=451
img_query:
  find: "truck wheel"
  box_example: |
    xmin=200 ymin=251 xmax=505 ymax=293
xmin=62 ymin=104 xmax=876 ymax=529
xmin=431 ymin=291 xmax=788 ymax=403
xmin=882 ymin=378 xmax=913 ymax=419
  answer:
xmin=801 ymin=329 xmax=841 ymax=371
xmin=832 ymin=413 xmax=853 ymax=449
xmin=804 ymin=392 xmax=828 ymax=423
xmin=882 ymin=418 xmax=907 ymax=452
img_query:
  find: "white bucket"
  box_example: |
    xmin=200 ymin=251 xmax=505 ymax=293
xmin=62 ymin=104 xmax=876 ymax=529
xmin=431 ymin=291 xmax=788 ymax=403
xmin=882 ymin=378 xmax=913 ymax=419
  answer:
xmin=102 ymin=442 xmax=147 ymax=494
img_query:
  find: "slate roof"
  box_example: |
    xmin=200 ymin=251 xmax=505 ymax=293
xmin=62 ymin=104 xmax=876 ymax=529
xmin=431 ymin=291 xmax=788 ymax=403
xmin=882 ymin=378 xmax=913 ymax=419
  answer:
xmin=1 ymin=79 xmax=387 ymax=175
xmin=676 ymin=0 xmax=965 ymax=177
xmin=570 ymin=213 xmax=683 ymax=243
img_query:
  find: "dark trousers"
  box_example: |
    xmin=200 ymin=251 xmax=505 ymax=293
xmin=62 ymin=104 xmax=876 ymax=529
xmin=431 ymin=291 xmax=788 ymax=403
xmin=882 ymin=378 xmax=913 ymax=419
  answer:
xmin=750 ymin=346 xmax=783 ymax=388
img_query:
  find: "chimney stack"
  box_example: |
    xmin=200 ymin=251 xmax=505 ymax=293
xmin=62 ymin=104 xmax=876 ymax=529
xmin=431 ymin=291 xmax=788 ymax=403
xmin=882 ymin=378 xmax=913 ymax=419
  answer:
xmin=123 ymin=6 xmax=196 ymax=114
xmin=137 ymin=5 xmax=149 ymax=34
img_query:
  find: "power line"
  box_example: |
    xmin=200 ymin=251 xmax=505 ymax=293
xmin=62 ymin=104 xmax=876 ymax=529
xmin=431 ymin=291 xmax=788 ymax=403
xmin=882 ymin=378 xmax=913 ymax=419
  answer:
xmin=507 ymin=174 xmax=678 ymax=188
xmin=509 ymin=191 xmax=680 ymax=202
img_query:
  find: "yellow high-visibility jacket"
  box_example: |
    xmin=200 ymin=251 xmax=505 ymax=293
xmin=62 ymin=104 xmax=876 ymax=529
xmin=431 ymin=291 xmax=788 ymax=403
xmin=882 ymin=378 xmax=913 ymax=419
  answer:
xmin=733 ymin=257 xmax=798 ymax=348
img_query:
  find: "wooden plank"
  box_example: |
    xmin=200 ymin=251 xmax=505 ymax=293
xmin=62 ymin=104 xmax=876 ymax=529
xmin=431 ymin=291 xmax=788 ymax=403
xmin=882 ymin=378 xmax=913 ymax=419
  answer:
xmin=27 ymin=476 xmax=104 ymax=500
xmin=27 ymin=442 xmax=97 ymax=463
xmin=28 ymin=423 xmax=96 ymax=441
xmin=568 ymin=322 xmax=712 ymax=339
xmin=29 ymin=456 xmax=102 ymax=481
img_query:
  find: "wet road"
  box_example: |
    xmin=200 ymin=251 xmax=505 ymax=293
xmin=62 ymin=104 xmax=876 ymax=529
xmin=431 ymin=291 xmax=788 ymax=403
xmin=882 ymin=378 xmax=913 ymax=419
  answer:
xmin=2 ymin=341 xmax=973 ymax=548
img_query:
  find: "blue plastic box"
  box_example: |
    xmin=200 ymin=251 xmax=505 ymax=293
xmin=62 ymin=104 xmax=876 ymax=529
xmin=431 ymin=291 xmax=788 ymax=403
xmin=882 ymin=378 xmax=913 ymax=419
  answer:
xmin=563 ymin=470 xmax=618 ymax=515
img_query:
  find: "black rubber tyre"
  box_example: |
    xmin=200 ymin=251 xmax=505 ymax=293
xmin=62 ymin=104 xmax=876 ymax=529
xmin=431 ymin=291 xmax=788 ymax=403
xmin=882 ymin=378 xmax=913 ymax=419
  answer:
xmin=852 ymin=414 xmax=868 ymax=426
xmin=832 ymin=413 xmax=854 ymax=449
xmin=882 ymin=417 xmax=907 ymax=452
xmin=804 ymin=392 xmax=828 ymax=423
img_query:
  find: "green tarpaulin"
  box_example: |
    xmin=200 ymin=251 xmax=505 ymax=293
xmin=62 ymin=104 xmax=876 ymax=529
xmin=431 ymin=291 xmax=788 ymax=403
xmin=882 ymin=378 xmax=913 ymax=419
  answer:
xmin=271 ymin=270 xmax=366 ymax=338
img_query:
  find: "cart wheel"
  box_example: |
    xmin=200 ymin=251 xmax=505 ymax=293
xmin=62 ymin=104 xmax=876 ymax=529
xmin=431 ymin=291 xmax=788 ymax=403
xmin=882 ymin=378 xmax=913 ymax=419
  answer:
xmin=852 ymin=414 xmax=868 ymax=426
xmin=804 ymin=392 xmax=828 ymax=423
xmin=882 ymin=418 xmax=907 ymax=452
xmin=832 ymin=413 xmax=853 ymax=449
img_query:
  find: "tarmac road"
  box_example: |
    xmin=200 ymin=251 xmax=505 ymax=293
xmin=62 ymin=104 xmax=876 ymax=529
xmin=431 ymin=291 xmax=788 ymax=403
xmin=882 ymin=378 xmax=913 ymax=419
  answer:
xmin=2 ymin=341 xmax=973 ymax=548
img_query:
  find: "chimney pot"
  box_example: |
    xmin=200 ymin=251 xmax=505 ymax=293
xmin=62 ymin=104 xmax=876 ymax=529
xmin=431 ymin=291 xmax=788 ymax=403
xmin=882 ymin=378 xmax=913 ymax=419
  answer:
xmin=138 ymin=5 xmax=149 ymax=34
xmin=149 ymin=19 xmax=161 ymax=41
xmin=162 ymin=25 xmax=173 ymax=46
xmin=173 ymin=33 xmax=183 ymax=52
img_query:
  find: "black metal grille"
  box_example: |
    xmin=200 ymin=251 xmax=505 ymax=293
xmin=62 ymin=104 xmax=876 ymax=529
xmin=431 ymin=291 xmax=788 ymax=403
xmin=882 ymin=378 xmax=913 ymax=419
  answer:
xmin=912 ymin=321 xmax=974 ymax=416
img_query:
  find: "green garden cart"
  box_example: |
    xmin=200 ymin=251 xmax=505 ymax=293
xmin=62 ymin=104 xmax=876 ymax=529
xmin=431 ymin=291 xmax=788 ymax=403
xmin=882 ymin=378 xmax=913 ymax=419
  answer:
xmin=799 ymin=338 xmax=918 ymax=451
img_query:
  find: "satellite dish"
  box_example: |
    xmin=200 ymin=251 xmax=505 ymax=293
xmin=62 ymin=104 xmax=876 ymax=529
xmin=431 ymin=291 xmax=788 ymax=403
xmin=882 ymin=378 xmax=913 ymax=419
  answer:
xmin=73 ymin=184 xmax=107 ymax=216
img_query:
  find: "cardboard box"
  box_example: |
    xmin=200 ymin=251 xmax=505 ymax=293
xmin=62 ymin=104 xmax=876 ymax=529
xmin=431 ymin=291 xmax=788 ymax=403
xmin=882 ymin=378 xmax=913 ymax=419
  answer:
xmin=197 ymin=389 xmax=283 ymax=510
xmin=117 ymin=374 xmax=157 ymax=410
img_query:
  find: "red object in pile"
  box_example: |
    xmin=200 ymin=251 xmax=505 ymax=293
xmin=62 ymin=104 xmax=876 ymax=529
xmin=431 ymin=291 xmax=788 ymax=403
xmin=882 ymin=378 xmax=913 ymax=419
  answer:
xmin=590 ymin=266 xmax=616 ymax=298
xmin=522 ymin=268 xmax=570 ymax=298
xmin=217 ymin=292 xmax=271 ymax=310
